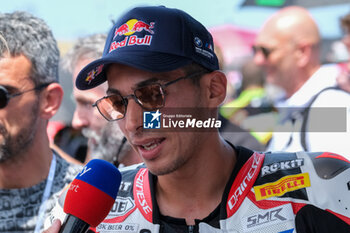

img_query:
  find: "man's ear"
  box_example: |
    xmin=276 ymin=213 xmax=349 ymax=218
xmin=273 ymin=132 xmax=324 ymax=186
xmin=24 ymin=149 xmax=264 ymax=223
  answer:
xmin=39 ymin=83 xmax=63 ymax=119
xmin=296 ymin=43 xmax=312 ymax=67
xmin=201 ymin=71 xmax=227 ymax=107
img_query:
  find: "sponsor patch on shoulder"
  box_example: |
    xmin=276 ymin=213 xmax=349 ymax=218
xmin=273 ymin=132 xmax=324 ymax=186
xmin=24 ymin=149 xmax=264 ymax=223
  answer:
xmin=261 ymin=158 xmax=304 ymax=177
xmin=96 ymin=222 xmax=139 ymax=233
xmin=242 ymin=204 xmax=294 ymax=232
xmin=105 ymin=196 xmax=135 ymax=218
xmin=254 ymin=173 xmax=310 ymax=201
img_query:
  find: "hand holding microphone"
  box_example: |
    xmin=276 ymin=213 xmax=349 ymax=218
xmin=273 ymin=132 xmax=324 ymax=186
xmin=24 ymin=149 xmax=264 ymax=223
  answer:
xmin=43 ymin=220 xmax=61 ymax=233
xmin=45 ymin=159 xmax=121 ymax=233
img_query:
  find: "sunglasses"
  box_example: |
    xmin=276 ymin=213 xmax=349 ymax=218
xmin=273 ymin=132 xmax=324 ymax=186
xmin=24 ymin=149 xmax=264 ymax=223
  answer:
xmin=0 ymin=83 xmax=51 ymax=109
xmin=252 ymin=45 xmax=276 ymax=59
xmin=93 ymin=71 xmax=206 ymax=121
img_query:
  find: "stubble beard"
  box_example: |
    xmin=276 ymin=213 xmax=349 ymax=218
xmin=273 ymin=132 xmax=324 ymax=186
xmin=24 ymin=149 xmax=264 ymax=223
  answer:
xmin=82 ymin=128 xmax=102 ymax=156
xmin=0 ymin=99 xmax=39 ymax=163
xmin=150 ymin=131 xmax=203 ymax=176
xmin=151 ymin=91 xmax=205 ymax=176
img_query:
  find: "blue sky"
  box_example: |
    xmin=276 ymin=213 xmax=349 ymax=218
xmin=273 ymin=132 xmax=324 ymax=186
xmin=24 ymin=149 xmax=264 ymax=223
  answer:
xmin=2 ymin=0 xmax=350 ymax=41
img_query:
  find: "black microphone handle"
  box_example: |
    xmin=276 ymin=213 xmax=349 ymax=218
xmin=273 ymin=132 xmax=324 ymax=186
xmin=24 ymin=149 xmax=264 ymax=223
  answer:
xmin=59 ymin=214 xmax=90 ymax=233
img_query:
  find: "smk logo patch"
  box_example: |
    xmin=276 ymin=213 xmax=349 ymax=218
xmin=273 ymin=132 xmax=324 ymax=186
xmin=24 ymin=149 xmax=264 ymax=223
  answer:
xmin=143 ymin=110 xmax=161 ymax=129
xmin=242 ymin=204 xmax=294 ymax=232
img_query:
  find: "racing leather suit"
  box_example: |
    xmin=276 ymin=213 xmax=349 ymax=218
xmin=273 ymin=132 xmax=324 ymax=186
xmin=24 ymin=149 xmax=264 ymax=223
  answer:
xmin=47 ymin=146 xmax=350 ymax=232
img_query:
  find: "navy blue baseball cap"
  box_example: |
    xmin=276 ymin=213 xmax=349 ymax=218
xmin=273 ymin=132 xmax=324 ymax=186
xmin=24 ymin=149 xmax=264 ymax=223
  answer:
xmin=76 ymin=6 xmax=219 ymax=90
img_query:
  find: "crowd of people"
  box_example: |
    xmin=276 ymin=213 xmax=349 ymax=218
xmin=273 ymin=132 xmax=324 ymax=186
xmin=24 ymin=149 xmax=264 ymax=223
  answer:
xmin=0 ymin=4 xmax=348 ymax=233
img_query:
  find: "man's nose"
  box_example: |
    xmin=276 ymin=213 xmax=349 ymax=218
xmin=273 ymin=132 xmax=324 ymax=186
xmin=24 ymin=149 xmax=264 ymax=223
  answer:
xmin=72 ymin=109 xmax=89 ymax=130
xmin=123 ymin=98 xmax=143 ymax=134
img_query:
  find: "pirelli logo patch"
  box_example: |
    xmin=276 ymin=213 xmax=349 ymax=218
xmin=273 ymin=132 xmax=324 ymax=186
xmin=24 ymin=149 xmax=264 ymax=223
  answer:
xmin=254 ymin=173 xmax=310 ymax=201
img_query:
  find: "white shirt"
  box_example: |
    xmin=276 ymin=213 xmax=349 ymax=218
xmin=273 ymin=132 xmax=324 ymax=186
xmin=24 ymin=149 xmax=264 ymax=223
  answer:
xmin=267 ymin=64 xmax=350 ymax=160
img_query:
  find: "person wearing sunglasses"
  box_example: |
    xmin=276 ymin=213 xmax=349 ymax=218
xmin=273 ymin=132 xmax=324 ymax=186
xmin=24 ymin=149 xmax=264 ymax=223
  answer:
xmin=0 ymin=11 xmax=82 ymax=233
xmin=336 ymin=12 xmax=350 ymax=93
xmin=61 ymin=33 xmax=142 ymax=167
xmin=253 ymin=6 xmax=350 ymax=157
xmin=45 ymin=6 xmax=350 ymax=233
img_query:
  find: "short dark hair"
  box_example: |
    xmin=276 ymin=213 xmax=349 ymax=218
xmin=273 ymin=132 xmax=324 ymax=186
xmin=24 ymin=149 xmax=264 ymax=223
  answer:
xmin=181 ymin=62 xmax=211 ymax=86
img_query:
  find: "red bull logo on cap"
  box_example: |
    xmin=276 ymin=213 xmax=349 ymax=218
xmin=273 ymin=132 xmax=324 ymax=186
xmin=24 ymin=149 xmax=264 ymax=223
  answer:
xmin=114 ymin=19 xmax=154 ymax=38
xmin=85 ymin=64 xmax=104 ymax=84
xmin=110 ymin=19 xmax=155 ymax=53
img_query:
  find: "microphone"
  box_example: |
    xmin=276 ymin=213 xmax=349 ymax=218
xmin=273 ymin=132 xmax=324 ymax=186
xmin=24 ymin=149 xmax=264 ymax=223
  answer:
xmin=59 ymin=159 xmax=122 ymax=233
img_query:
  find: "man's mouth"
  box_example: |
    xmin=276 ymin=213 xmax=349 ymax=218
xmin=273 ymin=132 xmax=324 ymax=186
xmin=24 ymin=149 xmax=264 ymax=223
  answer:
xmin=140 ymin=138 xmax=165 ymax=151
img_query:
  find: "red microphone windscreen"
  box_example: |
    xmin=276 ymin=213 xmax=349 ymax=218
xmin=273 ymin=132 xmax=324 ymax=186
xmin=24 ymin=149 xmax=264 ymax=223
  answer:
xmin=63 ymin=159 xmax=121 ymax=227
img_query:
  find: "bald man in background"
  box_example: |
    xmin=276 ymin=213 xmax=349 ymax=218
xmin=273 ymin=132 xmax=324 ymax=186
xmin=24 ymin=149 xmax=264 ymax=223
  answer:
xmin=253 ymin=6 xmax=350 ymax=157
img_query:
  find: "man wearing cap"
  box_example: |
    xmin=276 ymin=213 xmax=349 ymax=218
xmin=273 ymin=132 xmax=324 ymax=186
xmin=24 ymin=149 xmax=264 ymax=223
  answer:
xmin=45 ymin=6 xmax=350 ymax=233
xmin=62 ymin=33 xmax=142 ymax=167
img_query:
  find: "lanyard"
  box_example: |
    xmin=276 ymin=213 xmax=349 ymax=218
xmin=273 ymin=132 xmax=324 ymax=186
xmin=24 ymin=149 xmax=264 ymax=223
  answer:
xmin=34 ymin=153 xmax=57 ymax=233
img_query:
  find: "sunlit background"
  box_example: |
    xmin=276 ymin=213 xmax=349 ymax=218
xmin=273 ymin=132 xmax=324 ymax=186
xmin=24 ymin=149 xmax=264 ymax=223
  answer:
xmin=2 ymin=0 xmax=350 ymax=123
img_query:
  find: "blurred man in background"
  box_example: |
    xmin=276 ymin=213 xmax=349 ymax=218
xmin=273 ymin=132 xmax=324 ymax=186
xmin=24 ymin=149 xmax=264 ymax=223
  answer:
xmin=0 ymin=11 xmax=81 ymax=233
xmin=220 ymin=59 xmax=276 ymax=146
xmin=254 ymin=6 xmax=350 ymax=157
xmin=62 ymin=33 xmax=141 ymax=166
xmin=214 ymin=44 xmax=265 ymax=151
xmin=337 ymin=12 xmax=350 ymax=92
xmin=95 ymin=121 xmax=142 ymax=167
